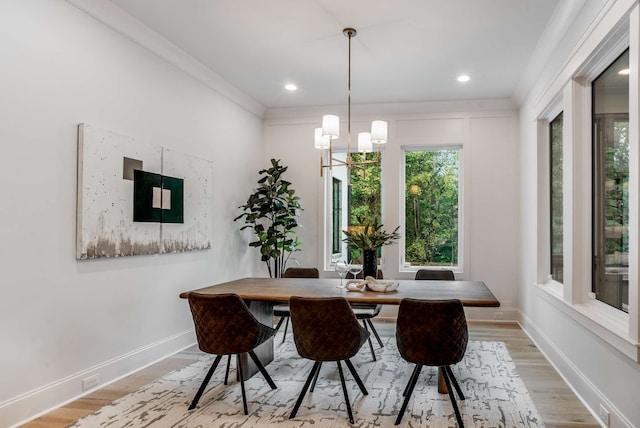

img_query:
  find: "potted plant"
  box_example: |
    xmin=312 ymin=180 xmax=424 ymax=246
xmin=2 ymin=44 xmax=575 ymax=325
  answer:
xmin=342 ymin=219 xmax=400 ymax=278
xmin=235 ymin=159 xmax=303 ymax=278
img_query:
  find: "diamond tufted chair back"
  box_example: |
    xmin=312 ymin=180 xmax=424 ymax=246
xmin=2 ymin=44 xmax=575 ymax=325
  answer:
xmin=288 ymin=297 xmax=370 ymax=424
xmin=186 ymin=292 xmax=277 ymax=414
xmin=414 ymin=269 xmax=455 ymax=280
xmin=394 ymin=298 xmax=468 ymax=426
xmin=188 ymin=292 xmax=274 ymax=355
xmin=290 ymin=296 xmax=368 ymax=361
xmin=396 ymin=298 xmax=468 ymax=366
xmin=274 ymin=267 xmax=320 ymax=342
xmin=283 ymin=267 xmax=320 ymax=278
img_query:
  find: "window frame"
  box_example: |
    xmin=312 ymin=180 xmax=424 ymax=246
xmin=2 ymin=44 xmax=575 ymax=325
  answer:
xmin=537 ymin=96 xmax=564 ymax=296
xmin=321 ymin=148 xmax=384 ymax=269
xmin=399 ymin=145 xmax=463 ymax=272
xmin=549 ymin=111 xmax=565 ymax=284
xmin=535 ymin=8 xmax=639 ymax=360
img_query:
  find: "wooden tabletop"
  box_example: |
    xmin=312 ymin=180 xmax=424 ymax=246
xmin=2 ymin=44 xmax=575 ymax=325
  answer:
xmin=179 ymin=277 xmax=500 ymax=307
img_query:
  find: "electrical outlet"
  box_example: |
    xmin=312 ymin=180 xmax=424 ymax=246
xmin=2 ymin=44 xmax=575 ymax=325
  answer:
xmin=493 ymin=311 xmax=504 ymax=320
xmin=599 ymin=404 xmax=610 ymax=427
xmin=82 ymin=373 xmax=100 ymax=391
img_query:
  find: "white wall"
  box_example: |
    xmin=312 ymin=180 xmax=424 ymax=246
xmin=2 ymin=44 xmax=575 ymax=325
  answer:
xmin=265 ymin=99 xmax=520 ymax=321
xmin=0 ymin=1 xmax=264 ymax=425
xmin=519 ymin=0 xmax=640 ymax=426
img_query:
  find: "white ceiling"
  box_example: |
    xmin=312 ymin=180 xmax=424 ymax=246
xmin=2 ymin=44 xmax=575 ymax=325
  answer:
xmin=107 ymin=0 xmax=568 ymax=109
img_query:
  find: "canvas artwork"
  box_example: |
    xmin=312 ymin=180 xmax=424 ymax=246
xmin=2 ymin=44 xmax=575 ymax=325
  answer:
xmin=76 ymin=123 xmax=213 ymax=259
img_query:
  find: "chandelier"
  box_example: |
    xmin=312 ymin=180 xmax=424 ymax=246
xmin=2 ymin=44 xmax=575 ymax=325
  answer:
xmin=314 ymin=28 xmax=388 ymax=177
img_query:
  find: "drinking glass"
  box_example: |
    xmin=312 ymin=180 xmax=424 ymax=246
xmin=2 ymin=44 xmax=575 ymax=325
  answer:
xmin=335 ymin=261 xmax=349 ymax=288
xmin=348 ymin=263 xmax=362 ymax=280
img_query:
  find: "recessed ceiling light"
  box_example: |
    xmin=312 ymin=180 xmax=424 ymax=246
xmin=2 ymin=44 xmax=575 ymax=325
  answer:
xmin=457 ymin=75 xmax=470 ymax=83
xmin=618 ymin=68 xmax=630 ymax=75
xmin=285 ymin=83 xmax=298 ymax=91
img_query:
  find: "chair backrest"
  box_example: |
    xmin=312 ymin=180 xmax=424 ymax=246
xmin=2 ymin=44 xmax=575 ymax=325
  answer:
xmin=188 ymin=292 xmax=273 ymax=355
xmin=346 ymin=269 xmax=384 ymax=279
xmin=283 ymin=267 xmax=320 ymax=278
xmin=414 ymin=269 xmax=455 ymax=280
xmin=289 ymin=296 xmax=368 ymax=361
xmin=396 ymin=298 xmax=468 ymax=366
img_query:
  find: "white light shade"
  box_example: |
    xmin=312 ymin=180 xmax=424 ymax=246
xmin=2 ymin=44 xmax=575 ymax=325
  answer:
xmin=314 ymin=127 xmax=330 ymax=149
xmin=371 ymin=120 xmax=387 ymax=144
xmin=358 ymin=132 xmax=372 ymax=153
xmin=322 ymin=115 xmax=340 ymax=139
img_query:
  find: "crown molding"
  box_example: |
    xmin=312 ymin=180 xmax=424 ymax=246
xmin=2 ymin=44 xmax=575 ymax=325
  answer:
xmin=65 ymin=0 xmax=265 ymax=118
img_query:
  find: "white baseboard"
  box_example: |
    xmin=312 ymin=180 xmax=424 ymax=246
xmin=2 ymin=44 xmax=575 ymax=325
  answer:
xmin=518 ymin=310 xmax=635 ymax=428
xmin=2 ymin=329 xmax=196 ymax=428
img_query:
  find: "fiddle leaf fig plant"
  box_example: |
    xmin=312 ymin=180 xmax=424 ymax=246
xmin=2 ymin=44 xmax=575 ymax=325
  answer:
xmin=235 ymin=159 xmax=303 ymax=278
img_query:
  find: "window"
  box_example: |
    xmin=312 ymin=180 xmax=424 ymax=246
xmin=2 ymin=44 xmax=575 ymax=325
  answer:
xmin=331 ymin=178 xmax=342 ymax=254
xmin=592 ymin=49 xmax=629 ymax=313
xmin=326 ymin=152 xmax=382 ymax=264
xmin=550 ymin=112 xmax=564 ymax=283
xmin=403 ymin=148 xmax=460 ymax=268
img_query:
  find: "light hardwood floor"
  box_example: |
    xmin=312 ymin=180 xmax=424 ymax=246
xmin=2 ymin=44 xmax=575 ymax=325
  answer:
xmin=21 ymin=322 xmax=599 ymax=427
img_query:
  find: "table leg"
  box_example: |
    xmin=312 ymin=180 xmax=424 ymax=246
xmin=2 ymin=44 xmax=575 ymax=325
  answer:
xmin=238 ymin=300 xmax=274 ymax=379
xmin=438 ymin=367 xmax=448 ymax=394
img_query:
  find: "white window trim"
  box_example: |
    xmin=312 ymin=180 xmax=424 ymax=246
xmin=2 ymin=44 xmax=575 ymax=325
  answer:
xmin=399 ymin=144 xmax=464 ymax=273
xmin=536 ymin=92 xmax=563 ymax=290
xmin=320 ymin=147 xmax=387 ymax=271
xmin=535 ymin=6 xmax=640 ymax=361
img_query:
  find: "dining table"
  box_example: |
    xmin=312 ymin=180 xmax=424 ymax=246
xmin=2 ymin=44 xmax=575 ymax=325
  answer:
xmin=180 ymin=277 xmax=500 ymax=392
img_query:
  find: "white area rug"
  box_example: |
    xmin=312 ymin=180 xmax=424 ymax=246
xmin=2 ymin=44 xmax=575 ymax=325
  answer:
xmin=69 ymin=336 xmax=545 ymax=427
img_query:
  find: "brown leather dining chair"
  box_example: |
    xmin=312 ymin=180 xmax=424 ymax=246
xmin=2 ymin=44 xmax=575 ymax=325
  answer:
xmin=394 ymin=298 xmax=468 ymax=426
xmin=414 ymin=268 xmax=455 ymax=280
xmin=187 ymin=292 xmax=277 ymax=414
xmin=289 ymin=296 xmax=370 ymax=424
xmin=346 ymin=269 xmax=385 ymax=361
xmin=273 ymin=267 xmax=319 ymax=342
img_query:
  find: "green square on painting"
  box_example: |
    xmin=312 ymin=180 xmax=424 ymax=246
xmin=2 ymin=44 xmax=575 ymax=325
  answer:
xmin=161 ymin=176 xmax=184 ymax=223
xmin=133 ymin=170 xmax=162 ymax=222
xmin=133 ymin=170 xmax=184 ymax=223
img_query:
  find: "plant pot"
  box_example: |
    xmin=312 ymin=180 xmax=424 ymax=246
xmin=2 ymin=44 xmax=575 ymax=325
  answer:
xmin=362 ymin=249 xmax=378 ymax=279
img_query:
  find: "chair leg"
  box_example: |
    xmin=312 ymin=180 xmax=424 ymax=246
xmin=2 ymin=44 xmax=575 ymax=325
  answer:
xmin=336 ymin=361 xmax=354 ymax=424
xmin=445 ymin=365 xmax=465 ymax=400
xmin=442 ymin=365 xmax=464 ymax=427
xmin=290 ymin=361 xmax=321 ymax=419
xmin=282 ymin=317 xmax=290 ymax=344
xmin=344 ymin=358 xmax=368 ymax=395
xmin=361 ymin=320 xmax=377 ymax=361
xmin=248 ymin=350 xmax=277 ymax=389
xmin=189 ymin=355 xmax=222 ymax=410
xmin=310 ymin=361 xmax=322 ymax=392
xmin=366 ymin=318 xmax=384 ymax=348
xmin=274 ymin=316 xmax=285 ymax=334
xmin=402 ymin=364 xmax=421 ymax=397
xmin=224 ymin=355 xmax=232 ymax=385
xmin=395 ymin=364 xmax=422 ymax=425
xmin=237 ymin=355 xmax=248 ymax=415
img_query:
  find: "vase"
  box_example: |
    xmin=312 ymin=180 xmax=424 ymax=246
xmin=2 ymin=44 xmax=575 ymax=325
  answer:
xmin=362 ymin=249 xmax=378 ymax=279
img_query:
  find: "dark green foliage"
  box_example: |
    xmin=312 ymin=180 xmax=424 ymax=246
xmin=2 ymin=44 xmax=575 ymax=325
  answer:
xmin=342 ymin=218 xmax=400 ymax=250
xmin=235 ymin=159 xmax=303 ymax=278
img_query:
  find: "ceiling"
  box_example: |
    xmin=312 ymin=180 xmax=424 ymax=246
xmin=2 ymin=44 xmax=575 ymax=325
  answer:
xmin=108 ymin=0 xmax=566 ymax=109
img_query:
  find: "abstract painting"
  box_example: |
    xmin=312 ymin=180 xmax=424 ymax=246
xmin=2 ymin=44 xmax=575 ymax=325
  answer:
xmin=76 ymin=123 xmax=213 ymax=259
